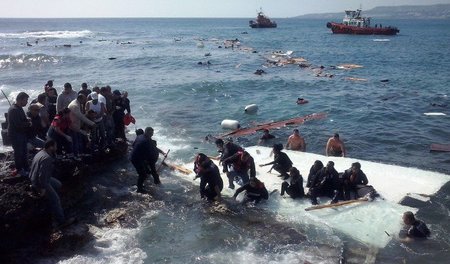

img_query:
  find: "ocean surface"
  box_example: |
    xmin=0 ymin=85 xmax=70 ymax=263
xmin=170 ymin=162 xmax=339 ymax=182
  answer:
xmin=1 ymin=18 xmax=449 ymax=263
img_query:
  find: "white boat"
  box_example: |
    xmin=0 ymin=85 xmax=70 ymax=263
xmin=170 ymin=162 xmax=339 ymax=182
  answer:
xmin=178 ymin=146 xmax=450 ymax=249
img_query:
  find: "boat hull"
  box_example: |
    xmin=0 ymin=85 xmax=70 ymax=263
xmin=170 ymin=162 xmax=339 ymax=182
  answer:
xmin=326 ymin=22 xmax=399 ymax=35
xmin=249 ymin=21 xmax=277 ymax=28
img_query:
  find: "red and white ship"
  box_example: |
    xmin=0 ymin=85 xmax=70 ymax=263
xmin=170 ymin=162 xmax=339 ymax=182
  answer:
xmin=326 ymin=9 xmax=399 ymax=35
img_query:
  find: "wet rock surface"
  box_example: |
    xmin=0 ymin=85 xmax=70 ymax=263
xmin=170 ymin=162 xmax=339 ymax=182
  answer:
xmin=0 ymin=143 xmax=131 ymax=263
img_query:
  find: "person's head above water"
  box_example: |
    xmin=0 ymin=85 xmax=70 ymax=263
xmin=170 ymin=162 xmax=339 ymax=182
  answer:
xmin=403 ymin=211 xmax=416 ymax=225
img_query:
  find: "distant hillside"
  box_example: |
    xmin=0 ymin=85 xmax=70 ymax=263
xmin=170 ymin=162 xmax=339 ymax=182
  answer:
xmin=295 ymin=4 xmax=450 ymax=19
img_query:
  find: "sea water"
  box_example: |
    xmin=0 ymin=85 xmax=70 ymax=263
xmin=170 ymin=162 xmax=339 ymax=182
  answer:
xmin=1 ymin=18 xmax=450 ymax=263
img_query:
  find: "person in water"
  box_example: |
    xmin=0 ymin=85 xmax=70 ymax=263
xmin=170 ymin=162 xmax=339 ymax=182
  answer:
xmin=258 ymin=129 xmax=275 ymax=145
xmin=130 ymin=127 xmax=167 ymax=193
xmin=260 ymin=143 xmax=293 ymax=179
xmin=308 ymin=161 xmax=340 ymax=205
xmin=326 ymin=133 xmax=346 ymax=157
xmin=194 ymin=153 xmax=223 ymax=201
xmin=222 ymin=150 xmax=255 ymax=189
xmin=215 ymin=138 xmax=243 ymax=173
xmin=280 ymin=167 xmax=304 ymax=199
xmin=401 ymin=211 xmax=430 ymax=241
xmin=233 ymin=177 xmax=269 ymax=204
xmin=286 ymin=129 xmax=306 ymax=151
xmin=341 ymin=162 xmax=368 ymax=200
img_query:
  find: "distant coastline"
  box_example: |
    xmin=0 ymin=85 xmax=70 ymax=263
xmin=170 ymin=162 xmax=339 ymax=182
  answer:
xmin=294 ymin=4 xmax=450 ymax=20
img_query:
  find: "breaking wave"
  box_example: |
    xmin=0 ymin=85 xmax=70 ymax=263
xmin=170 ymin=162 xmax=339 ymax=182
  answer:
xmin=0 ymin=30 xmax=93 ymax=39
xmin=0 ymin=53 xmax=60 ymax=69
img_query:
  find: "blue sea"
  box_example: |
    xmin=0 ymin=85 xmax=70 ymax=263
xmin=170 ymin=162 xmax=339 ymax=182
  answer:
xmin=1 ymin=18 xmax=449 ymax=263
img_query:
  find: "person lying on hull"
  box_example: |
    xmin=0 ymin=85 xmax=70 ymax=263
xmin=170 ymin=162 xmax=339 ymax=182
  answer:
xmin=280 ymin=167 xmax=305 ymax=199
xmin=326 ymin=133 xmax=346 ymax=157
xmin=222 ymin=150 xmax=255 ymax=189
xmin=233 ymin=177 xmax=268 ymax=205
xmin=215 ymin=138 xmax=243 ymax=174
xmin=259 ymin=143 xmax=293 ymax=180
xmin=307 ymin=161 xmax=340 ymax=205
xmin=193 ymin=153 xmax=223 ymax=202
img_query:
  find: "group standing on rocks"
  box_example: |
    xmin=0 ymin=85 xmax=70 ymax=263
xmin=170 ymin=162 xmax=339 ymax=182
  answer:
xmin=6 ymin=80 xmax=133 ymax=227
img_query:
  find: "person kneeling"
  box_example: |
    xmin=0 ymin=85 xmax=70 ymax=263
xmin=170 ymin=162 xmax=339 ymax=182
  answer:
xmin=280 ymin=167 xmax=304 ymax=199
xmin=233 ymin=177 xmax=268 ymax=205
xmin=194 ymin=153 xmax=223 ymax=201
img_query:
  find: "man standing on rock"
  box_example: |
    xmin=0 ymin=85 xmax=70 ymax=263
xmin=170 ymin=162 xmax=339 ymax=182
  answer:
xmin=29 ymin=139 xmax=72 ymax=227
xmin=8 ymin=92 xmax=31 ymax=176
xmin=130 ymin=127 xmax=167 ymax=193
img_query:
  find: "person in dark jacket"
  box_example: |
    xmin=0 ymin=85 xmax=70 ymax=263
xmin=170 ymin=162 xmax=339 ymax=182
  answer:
xmin=130 ymin=127 xmax=167 ymax=193
xmin=215 ymin=138 xmax=243 ymax=173
xmin=8 ymin=92 xmax=31 ymax=176
xmin=222 ymin=150 xmax=255 ymax=189
xmin=112 ymin=90 xmax=129 ymax=141
xmin=306 ymin=160 xmax=324 ymax=188
xmin=308 ymin=161 xmax=340 ymax=205
xmin=280 ymin=167 xmax=304 ymax=199
xmin=194 ymin=153 xmax=223 ymax=201
xmin=259 ymin=143 xmax=293 ymax=179
xmin=233 ymin=177 xmax=269 ymax=204
xmin=402 ymin=211 xmax=430 ymax=241
xmin=342 ymin=162 xmax=368 ymax=200
xmin=29 ymin=139 xmax=68 ymax=226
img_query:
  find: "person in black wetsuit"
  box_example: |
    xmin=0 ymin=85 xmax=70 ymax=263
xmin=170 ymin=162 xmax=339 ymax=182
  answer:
xmin=401 ymin=211 xmax=430 ymax=241
xmin=306 ymin=160 xmax=324 ymax=188
xmin=233 ymin=177 xmax=269 ymax=204
xmin=341 ymin=162 xmax=368 ymax=200
xmin=308 ymin=161 xmax=340 ymax=205
xmin=193 ymin=153 xmax=223 ymax=201
xmin=280 ymin=167 xmax=304 ymax=199
xmin=222 ymin=150 xmax=255 ymax=189
xmin=130 ymin=127 xmax=167 ymax=193
xmin=215 ymin=138 xmax=243 ymax=174
xmin=259 ymin=143 xmax=293 ymax=179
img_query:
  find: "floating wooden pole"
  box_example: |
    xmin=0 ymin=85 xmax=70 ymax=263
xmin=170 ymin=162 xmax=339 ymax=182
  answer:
xmin=305 ymin=198 xmax=369 ymax=211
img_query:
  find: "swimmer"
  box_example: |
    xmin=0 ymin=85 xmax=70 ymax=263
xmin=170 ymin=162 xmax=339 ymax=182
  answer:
xmin=326 ymin=133 xmax=346 ymax=157
xmin=400 ymin=211 xmax=430 ymax=242
xmin=286 ymin=129 xmax=306 ymax=151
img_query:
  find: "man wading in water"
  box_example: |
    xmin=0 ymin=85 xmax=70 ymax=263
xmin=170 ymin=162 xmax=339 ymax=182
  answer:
xmin=130 ymin=127 xmax=167 ymax=193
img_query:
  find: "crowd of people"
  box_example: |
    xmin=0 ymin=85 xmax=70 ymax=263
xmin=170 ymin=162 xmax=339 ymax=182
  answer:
xmin=5 ymin=85 xmax=430 ymax=239
xmin=7 ymin=80 xmax=132 ymax=227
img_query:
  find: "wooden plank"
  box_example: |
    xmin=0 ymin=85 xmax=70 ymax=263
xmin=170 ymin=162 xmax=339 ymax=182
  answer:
xmin=305 ymin=198 xmax=369 ymax=211
xmin=162 ymin=162 xmax=193 ymax=175
xmin=430 ymin=143 xmax=450 ymax=152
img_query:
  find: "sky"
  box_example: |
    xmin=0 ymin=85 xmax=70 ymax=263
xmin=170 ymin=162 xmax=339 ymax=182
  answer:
xmin=0 ymin=0 xmax=449 ymax=18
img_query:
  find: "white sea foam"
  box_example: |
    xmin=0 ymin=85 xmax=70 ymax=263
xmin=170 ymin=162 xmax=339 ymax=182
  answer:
xmin=0 ymin=30 xmax=93 ymax=39
xmin=58 ymin=225 xmax=149 ymax=264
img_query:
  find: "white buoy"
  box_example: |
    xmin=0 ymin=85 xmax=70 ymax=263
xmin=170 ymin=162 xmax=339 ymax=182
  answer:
xmin=221 ymin=119 xmax=240 ymax=130
xmin=244 ymin=104 xmax=258 ymax=114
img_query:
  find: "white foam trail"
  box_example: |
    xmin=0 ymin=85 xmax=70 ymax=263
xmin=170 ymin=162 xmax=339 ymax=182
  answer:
xmin=58 ymin=226 xmax=148 ymax=264
xmin=0 ymin=30 xmax=93 ymax=39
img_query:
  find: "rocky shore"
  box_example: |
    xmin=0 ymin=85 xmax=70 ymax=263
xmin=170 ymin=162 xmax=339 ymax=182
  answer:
xmin=0 ymin=142 xmax=148 ymax=263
